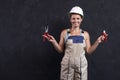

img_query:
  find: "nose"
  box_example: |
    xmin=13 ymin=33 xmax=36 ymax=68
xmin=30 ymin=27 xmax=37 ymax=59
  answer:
xmin=74 ymin=19 xmax=79 ymax=23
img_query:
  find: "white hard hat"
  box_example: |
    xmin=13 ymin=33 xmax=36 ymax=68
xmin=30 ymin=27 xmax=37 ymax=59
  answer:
xmin=69 ymin=6 xmax=84 ymax=17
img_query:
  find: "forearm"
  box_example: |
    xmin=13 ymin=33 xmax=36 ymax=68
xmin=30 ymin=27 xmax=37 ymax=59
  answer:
xmin=43 ymin=31 xmax=65 ymax=53
xmin=87 ymin=40 xmax=100 ymax=54
xmin=51 ymin=40 xmax=63 ymax=53
xmin=84 ymin=30 xmax=107 ymax=54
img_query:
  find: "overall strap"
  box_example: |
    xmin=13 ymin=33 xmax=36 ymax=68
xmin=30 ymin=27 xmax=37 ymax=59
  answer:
xmin=64 ymin=29 xmax=70 ymax=42
xmin=80 ymin=29 xmax=85 ymax=37
xmin=64 ymin=29 xmax=84 ymax=42
xmin=80 ymin=29 xmax=84 ymax=34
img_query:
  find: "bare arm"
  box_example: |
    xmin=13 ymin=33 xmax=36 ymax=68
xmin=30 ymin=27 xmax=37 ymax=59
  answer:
xmin=84 ymin=31 xmax=105 ymax=54
xmin=43 ymin=30 xmax=66 ymax=53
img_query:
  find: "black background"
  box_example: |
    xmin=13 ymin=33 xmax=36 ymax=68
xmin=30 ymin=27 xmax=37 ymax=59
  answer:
xmin=0 ymin=0 xmax=120 ymax=80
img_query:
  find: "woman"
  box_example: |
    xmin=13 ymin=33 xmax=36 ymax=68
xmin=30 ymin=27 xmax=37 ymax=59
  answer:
xmin=43 ymin=6 xmax=107 ymax=80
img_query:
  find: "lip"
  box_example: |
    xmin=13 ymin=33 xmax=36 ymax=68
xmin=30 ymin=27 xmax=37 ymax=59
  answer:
xmin=73 ymin=23 xmax=79 ymax=26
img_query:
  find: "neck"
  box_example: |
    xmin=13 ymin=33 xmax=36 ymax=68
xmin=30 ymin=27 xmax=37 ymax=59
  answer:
xmin=71 ymin=26 xmax=80 ymax=32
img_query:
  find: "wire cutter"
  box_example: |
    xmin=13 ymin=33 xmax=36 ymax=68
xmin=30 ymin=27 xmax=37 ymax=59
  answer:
xmin=43 ymin=26 xmax=51 ymax=42
xmin=102 ymin=30 xmax=108 ymax=42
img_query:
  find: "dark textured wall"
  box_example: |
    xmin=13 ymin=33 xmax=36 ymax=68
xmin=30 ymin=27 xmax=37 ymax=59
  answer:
xmin=0 ymin=0 xmax=120 ymax=80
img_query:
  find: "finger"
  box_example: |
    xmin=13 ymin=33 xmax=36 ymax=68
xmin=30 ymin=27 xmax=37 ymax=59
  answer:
xmin=42 ymin=35 xmax=49 ymax=40
xmin=104 ymin=32 xmax=108 ymax=36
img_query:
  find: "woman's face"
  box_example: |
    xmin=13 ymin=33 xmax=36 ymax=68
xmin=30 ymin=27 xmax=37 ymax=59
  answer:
xmin=70 ymin=14 xmax=82 ymax=28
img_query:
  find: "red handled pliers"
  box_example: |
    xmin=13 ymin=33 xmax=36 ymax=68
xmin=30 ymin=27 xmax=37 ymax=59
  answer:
xmin=43 ymin=26 xmax=51 ymax=42
xmin=102 ymin=30 xmax=108 ymax=42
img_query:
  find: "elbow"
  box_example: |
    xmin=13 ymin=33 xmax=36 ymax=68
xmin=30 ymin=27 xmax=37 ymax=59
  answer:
xmin=87 ymin=51 xmax=92 ymax=55
xmin=86 ymin=48 xmax=93 ymax=55
xmin=57 ymin=46 xmax=64 ymax=53
xmin=58 ymin=51 xmax=63 ymax=54
xmin=57 ymin=49 xmax=64 ymax=54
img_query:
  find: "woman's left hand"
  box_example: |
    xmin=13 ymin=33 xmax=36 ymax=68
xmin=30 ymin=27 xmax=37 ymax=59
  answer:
xmin=97 ymin=32 xmax=108 ymax=43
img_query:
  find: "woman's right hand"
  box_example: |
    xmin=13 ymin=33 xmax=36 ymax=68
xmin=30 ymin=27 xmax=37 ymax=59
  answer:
xmin=42 ymin=33 xmax=56 ymax=43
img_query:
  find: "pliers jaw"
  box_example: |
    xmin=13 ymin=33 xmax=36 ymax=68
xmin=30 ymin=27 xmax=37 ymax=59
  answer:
xmin=43 ymin=26 xmax=51 ymax=42
xmin=45 ymin=26 xmax=48 ymax=33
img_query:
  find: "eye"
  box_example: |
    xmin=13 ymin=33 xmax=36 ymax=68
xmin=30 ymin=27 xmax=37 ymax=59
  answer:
xmin=77 ymin=18 xmax=80 ymax=20
xmin=72 ymin=18 xmax=75 ymax=20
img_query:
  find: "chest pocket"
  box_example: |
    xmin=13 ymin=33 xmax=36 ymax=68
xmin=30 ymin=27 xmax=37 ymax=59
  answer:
xmin=67 ymin=36 xmax=84 ymax=43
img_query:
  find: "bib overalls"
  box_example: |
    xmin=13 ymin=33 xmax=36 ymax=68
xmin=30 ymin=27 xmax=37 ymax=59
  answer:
xmin=60 ymin=29 xmax=88 ymax=80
